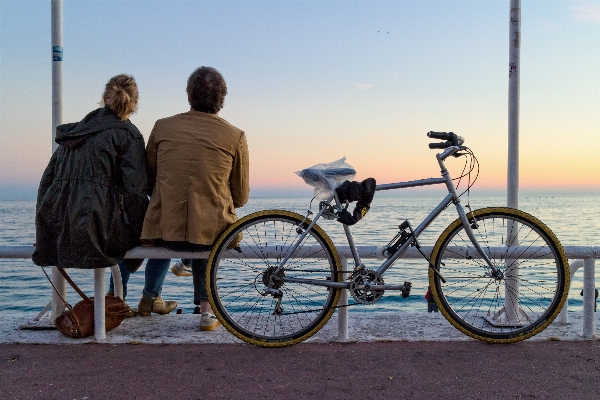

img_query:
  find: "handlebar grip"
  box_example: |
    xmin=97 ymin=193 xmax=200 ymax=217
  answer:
xmin=427 ymin=131 xmax=455 ymax=140
xmin=428 ymin=142 xmax=448 ymax=149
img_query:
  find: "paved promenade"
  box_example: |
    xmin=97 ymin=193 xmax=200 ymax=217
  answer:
xmin=1 ymin=312 xmax=599 ymax=399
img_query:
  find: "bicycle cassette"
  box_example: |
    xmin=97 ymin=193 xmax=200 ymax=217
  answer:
xmin=349 ymin=269 xmax=384 ymax=305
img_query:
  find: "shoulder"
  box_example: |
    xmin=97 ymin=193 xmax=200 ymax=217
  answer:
xmin=121 ymin=120 xmax=144 ymax=140
xmin=212 ymin=115 xmax=245 ymax=147
xmin=149 ymin=112 xmax=192 ymax=137
xmin=155 ymin=111 xmax=243 ymax=135
xmin=106 ymin=121 xmax=144 ymax=150
xmin=215 ymin=115 xmax=243 ymax=135
xmin=153 ymin=111 xmax=191 ymax=127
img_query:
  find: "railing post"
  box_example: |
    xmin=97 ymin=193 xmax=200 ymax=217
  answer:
xmin=110 ymin=264 xmax=123 ymax=299
xmin=94 ymin=268 xmax=106 ymax=341
xmin=50 ymin=267 xmax=67 ymax=321
xmin=337 ymin=258 xmax=349 ymax=342
xmin=582 ymin=257 xmax=595 ymax=338
xmin=558 ymin=260 xmax=583 ymax=325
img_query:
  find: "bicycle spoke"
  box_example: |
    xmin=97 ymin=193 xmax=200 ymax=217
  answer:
xmin=209 ymin=211 xmax=341 ymax=346
xmin=431 ymin=208 xmax=567 ymax=342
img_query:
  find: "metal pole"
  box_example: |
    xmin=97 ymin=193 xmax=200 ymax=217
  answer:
xmin=51 ymin=0 xmax=63 ymax=148
xmin=50 ymin=0 xmax=66 ymax=322
xmin=94 ymin=268 xmax=107 ymax=341
xmin=504 ymin=0 xmax=521 ymax=324
xmin=558 ymin=260 xmax=583 ymax=325
xmin=337 ymin=258 xmax=349 ymax=341
xmin=582 ymin=258 xmax=595 ymax=338
xmin=507 ymin=0 xmax=520 ymax=209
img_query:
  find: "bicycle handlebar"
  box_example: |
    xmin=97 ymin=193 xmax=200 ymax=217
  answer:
xmin=428 ymin=142 xmax=449 ymax=149
xmin=427 ymin=131 xmax=455 ymax=140
xmin=427 ymin=131 xmax=465 ymax=149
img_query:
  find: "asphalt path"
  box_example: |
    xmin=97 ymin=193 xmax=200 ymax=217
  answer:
xmin=1 ymin=341 xmax=599 ymax=399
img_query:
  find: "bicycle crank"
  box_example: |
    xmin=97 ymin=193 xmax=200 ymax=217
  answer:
xmin=349 ymin=269 xmax=384 ymax=305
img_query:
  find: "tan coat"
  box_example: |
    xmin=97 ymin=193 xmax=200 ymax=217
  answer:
xmin=141 ymin=110 xmax=249 ymax=245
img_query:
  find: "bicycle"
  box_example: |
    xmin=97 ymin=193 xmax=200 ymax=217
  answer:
xmin=206 ymin=132 xmax=569 ymax=347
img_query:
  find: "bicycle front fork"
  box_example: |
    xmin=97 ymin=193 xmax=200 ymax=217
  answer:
xmin=456 ymin=203 xmax=499 ymax=275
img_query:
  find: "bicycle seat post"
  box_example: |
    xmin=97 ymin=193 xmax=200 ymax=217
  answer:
xmin=334 ymin=192 xmax=364 ymax=270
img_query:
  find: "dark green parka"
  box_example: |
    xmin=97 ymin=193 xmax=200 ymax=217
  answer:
xmin=33 ymin=107 xmax=149 ymax=269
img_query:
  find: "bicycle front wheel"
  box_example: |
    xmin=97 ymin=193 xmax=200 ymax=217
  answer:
xmin=207 ymin=210 xmax=342 ymax=347
xmin=430 ymin=207 xmax=569 ymax=343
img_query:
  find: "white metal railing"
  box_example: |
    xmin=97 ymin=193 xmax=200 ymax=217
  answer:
xmin=0 ymin=245 xmax=597 ymax=341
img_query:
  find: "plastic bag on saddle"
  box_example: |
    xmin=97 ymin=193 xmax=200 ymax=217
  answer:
xmin=296 ymin=157 xmax=357 ymax=200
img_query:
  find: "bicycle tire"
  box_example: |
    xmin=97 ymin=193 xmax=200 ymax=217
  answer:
xmin=429 ymin=207 xmax=569 ymax=343
xmin=207 ymin=210 xmax=342 ymax=347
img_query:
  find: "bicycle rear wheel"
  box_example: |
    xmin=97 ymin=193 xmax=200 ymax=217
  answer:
xmin=207 ymin=210 xmax=342 ymax=347
xmin=429 ymin=207 xmax=569 ymax=343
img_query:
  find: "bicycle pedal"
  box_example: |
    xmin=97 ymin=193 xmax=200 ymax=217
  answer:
xmin=402 ymin=281 xmax=412 ymax=298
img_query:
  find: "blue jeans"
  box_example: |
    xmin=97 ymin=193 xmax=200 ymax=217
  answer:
xmin=126 ymin=258 xmax=207 ymax=302
xmin=191 ymin=259 xmax=208 ymax=303
xmin=109 ymin=240 xmax=210 ymax=301
xmin=109 ymin=259 xmax=171 ymax=299
xmin=153 ymin=240 xmax=211 ymax=303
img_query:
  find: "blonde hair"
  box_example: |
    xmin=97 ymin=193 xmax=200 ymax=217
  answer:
xmin=102 ymin=74 xmax=138 ymax=120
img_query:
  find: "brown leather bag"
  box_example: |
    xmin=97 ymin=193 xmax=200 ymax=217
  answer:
xmin=44 ymin=267 xmax=130 ymax=338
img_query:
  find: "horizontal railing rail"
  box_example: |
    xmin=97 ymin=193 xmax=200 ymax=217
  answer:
xmin=2 ymin=245 xmax=598 ymax=260
xmin=1 ymin=245 xmax=597 ymax=342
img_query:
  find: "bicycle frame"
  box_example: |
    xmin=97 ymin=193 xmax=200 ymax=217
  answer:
xmin=275 ymin=145 xmax=497 ymax=291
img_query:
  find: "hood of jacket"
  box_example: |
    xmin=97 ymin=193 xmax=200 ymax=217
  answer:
xmin=55 ymin=106 xmax=134 ymax=148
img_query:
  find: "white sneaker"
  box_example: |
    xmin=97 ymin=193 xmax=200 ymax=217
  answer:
xmin=171 ymin=261 xmax=192 ymax=277
xmin=200 ymin=312 xmax=220 ymax=331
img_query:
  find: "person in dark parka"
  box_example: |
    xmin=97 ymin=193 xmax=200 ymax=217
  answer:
xmin=33 ymin=74 xmax=149 ymax=270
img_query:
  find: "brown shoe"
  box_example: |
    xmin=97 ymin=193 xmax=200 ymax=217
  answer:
xmin=152 ymin=295 xmax=178 ymax=315
xmin=137 ymin=295 xmax=153 ymax=316
xmin=137 ymin=295 xmax=177 ymax=316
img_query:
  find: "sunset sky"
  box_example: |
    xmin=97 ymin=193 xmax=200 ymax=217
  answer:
xmin=1 ymin=0 xmax=599 ymax=198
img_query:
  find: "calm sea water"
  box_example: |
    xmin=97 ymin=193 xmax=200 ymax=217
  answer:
xmin=1 ymin=193 xmax=599 ymax=314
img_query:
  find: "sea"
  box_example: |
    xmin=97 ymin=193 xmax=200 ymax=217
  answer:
xmin=1 ymin=192 xmax=599 ymax=315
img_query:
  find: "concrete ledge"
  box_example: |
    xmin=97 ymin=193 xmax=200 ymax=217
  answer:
xmin=3 ymin=311 xmax=598 ymax=344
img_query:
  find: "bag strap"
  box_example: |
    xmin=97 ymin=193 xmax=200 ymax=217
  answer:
xmin=40 ymin=266 xmax=90 ymax=304
xmin=40 ymin=266 xmax=75 ymax=312
xmin=54 ymin=267 xmax=90 ymax=301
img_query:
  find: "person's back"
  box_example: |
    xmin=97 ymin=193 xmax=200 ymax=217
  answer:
xmin=33 ymin=75 xmax=148 ymax=270
xmin=133 ymin=67 xmax=249 ymax=328
xmin=142 ymin=110 xmax=248 ymax=245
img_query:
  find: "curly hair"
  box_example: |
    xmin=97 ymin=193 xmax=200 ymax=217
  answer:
xmin=186 ymin=67 xmax=227 ymax=114
xmin=102 ymin=74 xmax=138 ymax=120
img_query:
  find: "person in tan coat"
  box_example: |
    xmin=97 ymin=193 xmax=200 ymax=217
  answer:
xmin=136 ymin=67 xmax=249 ymax=330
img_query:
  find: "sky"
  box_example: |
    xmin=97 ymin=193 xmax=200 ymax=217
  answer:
xmin=1 ymin=0 xmax=599 ymax=199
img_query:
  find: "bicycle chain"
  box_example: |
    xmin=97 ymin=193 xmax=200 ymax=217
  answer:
xmin=284 ymin=269 xmax=356 ymax=274
xmin=269 ymin=268 xmax=371 ymax=315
